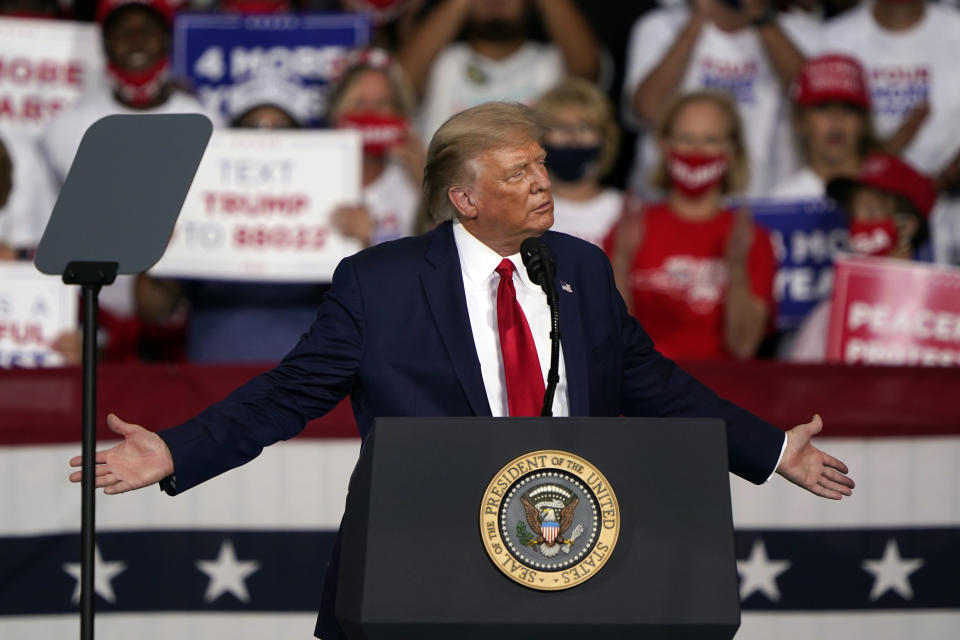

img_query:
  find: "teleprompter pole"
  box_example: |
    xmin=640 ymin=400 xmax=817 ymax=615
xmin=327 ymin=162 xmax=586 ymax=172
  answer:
xmin=65 ymin=262 xmax=117 ymax=640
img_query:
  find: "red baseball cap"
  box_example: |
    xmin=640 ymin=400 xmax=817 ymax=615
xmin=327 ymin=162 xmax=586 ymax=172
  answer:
xmin=792 ymin=54 xmax=870 ymax=110
xmin=828 ymin=153 xmax=938 ymax=218
xmin=96 ymin=0 xmax=179 ymax=26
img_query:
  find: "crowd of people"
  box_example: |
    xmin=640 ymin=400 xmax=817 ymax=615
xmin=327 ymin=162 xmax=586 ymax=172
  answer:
xmin=1 ymin=0 xmax=959 ymax=366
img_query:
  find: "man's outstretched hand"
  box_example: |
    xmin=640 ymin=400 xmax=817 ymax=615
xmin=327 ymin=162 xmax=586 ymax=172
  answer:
xmin=69 ymin=414 xmax=174 ymax=495
xmin=776 ymin=414 xmax=854 ymax=500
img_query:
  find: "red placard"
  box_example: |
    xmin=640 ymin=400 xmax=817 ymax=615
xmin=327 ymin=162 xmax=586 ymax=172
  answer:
xmin=827 ymin=255 xmax=960 ymax=366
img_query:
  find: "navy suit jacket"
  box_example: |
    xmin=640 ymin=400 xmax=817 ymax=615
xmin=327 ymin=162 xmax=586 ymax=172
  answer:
xmin=157 ymin=221 xmax=785 ymax=636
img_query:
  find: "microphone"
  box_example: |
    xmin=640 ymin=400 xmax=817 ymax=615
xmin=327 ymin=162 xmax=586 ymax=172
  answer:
xmin=520 ymin=237 xmax=560 ymax=417
xmin=520 ymin=237 xmax=556 ymax=291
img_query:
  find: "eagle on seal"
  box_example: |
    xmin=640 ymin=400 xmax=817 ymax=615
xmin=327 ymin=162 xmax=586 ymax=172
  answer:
xmin=520 ymin=494 xmax=578 ymax=548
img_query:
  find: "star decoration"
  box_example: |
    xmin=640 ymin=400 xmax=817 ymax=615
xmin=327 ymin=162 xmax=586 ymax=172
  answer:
xmin=737 ymin=539 xmax=791 ymax=602
xmin=196 ymin=540 xmax=261 ymax=603
xmin=862 ymin=539 xmax=924 ymax=601
xmin=63 ymin=545 xmax=127 ymax=604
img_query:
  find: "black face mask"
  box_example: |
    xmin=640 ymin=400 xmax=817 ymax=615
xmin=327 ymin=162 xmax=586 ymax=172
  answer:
xmin=544 ymin=144 xmax=602 ymax=183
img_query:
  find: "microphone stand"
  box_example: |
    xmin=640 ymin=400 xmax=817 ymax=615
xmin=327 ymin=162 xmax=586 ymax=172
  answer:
xmin=520 ymin=238 xmax=561 ymax=417
xmin=540 ymin=274 xmax=561 ymax=417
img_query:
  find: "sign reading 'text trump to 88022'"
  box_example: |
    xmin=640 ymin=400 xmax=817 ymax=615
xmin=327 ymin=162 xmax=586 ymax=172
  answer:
xmin=150 ymin=129 xmax=361 ymax=282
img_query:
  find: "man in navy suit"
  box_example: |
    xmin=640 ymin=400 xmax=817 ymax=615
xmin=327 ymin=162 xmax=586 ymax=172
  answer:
xmin=71 ymin=102 xmax=853 ymax=636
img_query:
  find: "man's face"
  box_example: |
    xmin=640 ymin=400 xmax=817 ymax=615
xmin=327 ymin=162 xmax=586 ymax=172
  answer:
xmin=801 ymin=102 xmax=865 ymax=168
xmin=467 ymin=0 xmax=527 ymax=42
xmin=103 ymin=7 xmax=170 ymax=70
xmin=459 ymin=139 xmax=554 ymax=254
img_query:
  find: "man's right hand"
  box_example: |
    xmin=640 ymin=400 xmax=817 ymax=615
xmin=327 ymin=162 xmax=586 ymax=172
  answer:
xmin=68 ymin=414 xmax=174 ymax=495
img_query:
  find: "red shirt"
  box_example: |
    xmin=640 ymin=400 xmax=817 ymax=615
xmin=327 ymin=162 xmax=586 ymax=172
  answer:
xmin=607 ymin=203 xmax=776 ymax=360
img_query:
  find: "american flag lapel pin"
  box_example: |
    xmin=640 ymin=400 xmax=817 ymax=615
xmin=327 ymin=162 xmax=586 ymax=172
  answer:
xmin=561 ymin=281 xmax=573 ymax=294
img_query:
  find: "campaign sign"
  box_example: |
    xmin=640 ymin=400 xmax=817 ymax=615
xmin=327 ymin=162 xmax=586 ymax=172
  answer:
xmin=827 ymin=256 xmax=960 ymax=366
xmin=0 ymin=17 xmax=106 ymax=134
xmin=0 ymin=262 xmax=77 ymax=368
xmin=172 ymin=12 xmax=371 ymax=125
xmin=150 ymin=129 xmax=362 ymax=282
xmin=748 ymin=198 xmax=848 ymax=330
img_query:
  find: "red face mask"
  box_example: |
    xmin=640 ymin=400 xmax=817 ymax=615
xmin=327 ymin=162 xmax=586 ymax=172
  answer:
xmin=337 ymin=112 xmax=408 ymax=155
xmin=849 ymin=219 xmax=899 ymax=257
xmin=666 ymin=150 xmax=728 ymax=197
xmin=107 ymin=56 xmax=170 ymax=108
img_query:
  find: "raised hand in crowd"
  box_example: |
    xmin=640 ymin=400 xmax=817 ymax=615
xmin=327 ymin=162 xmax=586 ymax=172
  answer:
xmin=387 ymin=123 xmax=427 ymax=187
xmin=632 ymin=0 xmax=804 ymax=127
xmin=69 ymin=414 xmax=173 ymax=495
xmin=331 ymin=204 xmax=375 ymax=248
xmin=885 ymin=102 xmax=931 ymax=157
xmin=608 ymin=192 xmax=646 ymax=315
xmin=724 ymin=208 xmax=768 ymax=360
xmin=50 ymin=331 xmax=82 ymax=366
xmin=398 ymin=0 xmax=598 ymax=99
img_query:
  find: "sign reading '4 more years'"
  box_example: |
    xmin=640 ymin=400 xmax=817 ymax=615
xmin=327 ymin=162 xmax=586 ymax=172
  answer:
xmin=150 ymin=129 xmax=362 ymax=282
xmin=827 ymin=256 xmax=960 ymax=366
xmin=0 ymin=262 xmax=77 ymax=368
xmin=173 ymin=12 xmax=371 ymax=126
xmin=747 ymin=198 xmax=849 ymax=331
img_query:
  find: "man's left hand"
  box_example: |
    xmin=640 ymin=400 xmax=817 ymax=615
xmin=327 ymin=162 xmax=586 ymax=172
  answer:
xmin=776 ymin=414 xmax=855 ymax=500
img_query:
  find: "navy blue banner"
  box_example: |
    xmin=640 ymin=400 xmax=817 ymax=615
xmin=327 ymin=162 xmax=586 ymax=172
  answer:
xmin=172 ymin=12 xmax=371 ymax=126
xmin=748 ymin=199 xmax=849 ymax=330
xmin=1 ymin=528 xmax=956 ymax=614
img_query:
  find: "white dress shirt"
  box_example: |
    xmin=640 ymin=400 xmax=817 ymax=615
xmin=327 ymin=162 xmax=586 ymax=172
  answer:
xmin=452 ymin=221 xmax=569 ymax=417
xmin=452 ymin=222 xmax=784 ymax=481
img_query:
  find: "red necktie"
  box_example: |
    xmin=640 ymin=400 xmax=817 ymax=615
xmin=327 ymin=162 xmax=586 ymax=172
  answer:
xmin=495 ymin=259 xmax=545 ymax=416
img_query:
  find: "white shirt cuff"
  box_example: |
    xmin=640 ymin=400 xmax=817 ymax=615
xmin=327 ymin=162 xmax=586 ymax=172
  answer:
xmin=764 ymin=434 xmax=788 ymax=483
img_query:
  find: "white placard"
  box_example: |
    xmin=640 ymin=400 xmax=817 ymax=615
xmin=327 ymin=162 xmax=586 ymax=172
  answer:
xmin=150 ymin=129 xmax=363 ymax=282
xmin=0 ymin=17 xmax=106 ymax=135
xmin=0 ymin=262 xmax=78 ymax=367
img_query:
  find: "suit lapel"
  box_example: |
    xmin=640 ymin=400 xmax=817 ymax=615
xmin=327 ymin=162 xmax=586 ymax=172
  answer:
xmin=420 ymin=223 xmax=493 ymax=417
xmin=544 ymin=234 xmax=589 ymax=416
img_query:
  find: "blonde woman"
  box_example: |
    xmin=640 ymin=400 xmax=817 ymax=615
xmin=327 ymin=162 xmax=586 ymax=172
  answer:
xmin=534 ymin=78 xmax=623 ymax=248
xmin=606 ymin=91 xmax=776 ymax=360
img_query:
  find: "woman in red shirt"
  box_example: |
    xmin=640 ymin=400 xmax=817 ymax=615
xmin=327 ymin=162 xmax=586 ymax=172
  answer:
xmin=607 ymin=91 xmax=776 ymax=360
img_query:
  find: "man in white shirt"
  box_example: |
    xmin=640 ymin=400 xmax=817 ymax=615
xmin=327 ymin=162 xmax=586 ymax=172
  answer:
xmin=40 ymin=0 xmax=219 ymax=324
xmin=622 ymin=0 xmax=806 ymax=197
xmin=818 ymin=0 xmax=960 ymax=264
xmin=70 ymin=101 xmax=854 ymax=639
xmin=398 ymin=0 xmax=599 ymax=143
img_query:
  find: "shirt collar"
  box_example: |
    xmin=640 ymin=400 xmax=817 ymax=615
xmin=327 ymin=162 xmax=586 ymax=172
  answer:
xmin=451 ymin=220 xmax=537 ymax=290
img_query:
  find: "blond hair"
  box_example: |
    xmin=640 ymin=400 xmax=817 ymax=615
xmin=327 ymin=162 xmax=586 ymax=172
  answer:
xmin=327 ymin=60 xmax=416 ymax=122
xmin=424 ymin=102 xmax=546 ymax=223
xmin=534 ymin=78 xmax=620 ymax=178
xmin=650 ymin=91 xmax=749 ymax=194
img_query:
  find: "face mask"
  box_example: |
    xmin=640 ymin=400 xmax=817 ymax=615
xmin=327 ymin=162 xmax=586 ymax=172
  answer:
xmin=337 ymin=112 xmax=408 ymax=155
xmin=666 ymin=150 xmax=728 ymax=197
xmin=106 ymin=56 xmax=170 ymax=108
xmin=849 ymin=219 xmax=899 ymax=257
xmin=544 ymin=144 xmax=601 ymax=183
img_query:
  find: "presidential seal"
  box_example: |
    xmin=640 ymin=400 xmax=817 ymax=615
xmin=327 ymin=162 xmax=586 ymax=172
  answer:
xmin=479 ymin=450 xmax=620 ymax=591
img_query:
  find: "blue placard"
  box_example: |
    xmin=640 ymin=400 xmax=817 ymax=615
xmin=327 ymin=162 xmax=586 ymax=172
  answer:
xmin=747 ymin=198 xmax=849 ymax=330
xmin=172 ymin=12 xmax=371 ymax=126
